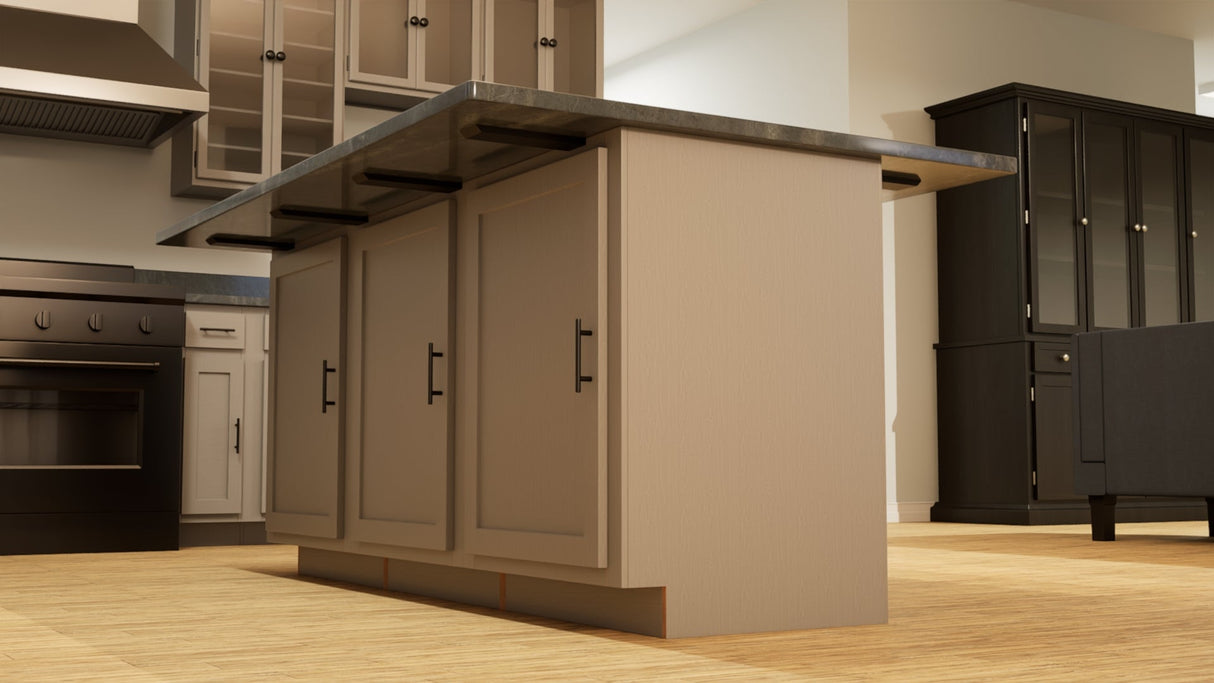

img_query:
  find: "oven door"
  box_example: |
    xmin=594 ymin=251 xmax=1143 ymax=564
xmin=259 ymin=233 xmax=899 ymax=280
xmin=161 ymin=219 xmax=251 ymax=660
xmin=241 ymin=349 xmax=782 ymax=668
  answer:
xmin=0 ymin=341 xmax=183 ymax=553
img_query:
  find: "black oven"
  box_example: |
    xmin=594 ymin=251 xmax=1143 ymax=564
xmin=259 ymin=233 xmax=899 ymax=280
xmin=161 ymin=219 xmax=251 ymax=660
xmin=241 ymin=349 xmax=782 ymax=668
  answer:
xmin=0 ymin=271 xmax=184 ymax=554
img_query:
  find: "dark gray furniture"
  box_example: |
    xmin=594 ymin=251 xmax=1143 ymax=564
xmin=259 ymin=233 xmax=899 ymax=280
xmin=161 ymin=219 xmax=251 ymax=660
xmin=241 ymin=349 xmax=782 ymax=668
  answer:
xmin=928 ymin=83 xmax=1214 ymax=525
xmin=1074 ymin=321 xmax=1214 ymax=540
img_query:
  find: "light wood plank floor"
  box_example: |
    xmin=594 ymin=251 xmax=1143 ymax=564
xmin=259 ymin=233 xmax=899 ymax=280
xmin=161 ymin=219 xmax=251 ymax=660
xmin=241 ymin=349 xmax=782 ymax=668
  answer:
xmin=2 ymin=521 xmax=1212 ymax=681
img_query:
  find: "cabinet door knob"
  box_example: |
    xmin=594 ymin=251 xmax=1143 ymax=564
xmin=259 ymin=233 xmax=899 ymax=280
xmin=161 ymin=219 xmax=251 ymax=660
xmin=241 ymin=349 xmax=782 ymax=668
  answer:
xmin=1141 ymin=224 xmax=1149 ymax=232
xmin=264 ymin=49 xmax=275 ymax=61
xmin=549 ymin=37 xmax=557 ymax=47
xmin=1080 ymin=217 xmax=1088 ymax=226
xmin=1193 ymin=231 xmax=1199 ymax=238
xmin=1133 ymin=224 xmax=1142 ymax=232
xmin=419 ymin=17 xmax=429 ymax=27
xmin=1060 ymin=353 xmax=1071 ymax=363
xmin=410 ymin=15 xmax=419 ymax=25
xmin=276 ymin=51 xmax=286 ymax=61
xmin=540 ymin=36 xmax=550 ymax=47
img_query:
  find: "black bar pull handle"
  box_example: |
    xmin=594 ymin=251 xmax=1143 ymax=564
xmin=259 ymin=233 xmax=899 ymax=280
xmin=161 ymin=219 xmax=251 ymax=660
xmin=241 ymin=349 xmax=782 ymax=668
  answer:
xmin=234 ymin=417 xmax=241 ymax=454
xmin=200 ymin=327 xmax=237 ymax=333
xmin=427 ymin=343 xmax=444 ymax=405
xmin=322 ymin=359 xmax=337 ymax=413
xmin=575 ymin=318 xmax=594 ymax=393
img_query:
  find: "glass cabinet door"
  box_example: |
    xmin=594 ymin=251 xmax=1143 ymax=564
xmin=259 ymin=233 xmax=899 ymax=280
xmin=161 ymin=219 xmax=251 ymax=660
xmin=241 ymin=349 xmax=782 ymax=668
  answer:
xmin=1136 ymin=126 xmax=1183 ymax=327
xmin=277 ymin=0 xmax=337 ymax=171
xmin=1027 ymin=105 xmax=1084 ymax=332
xmin=1190 ymin=133 xmax=1214 ymax=321
xmin=201 ymin=0 xmax=272 ymax=180
xmin=1082 ymin=114 xmax=1134 ymax=329
xmin=418 ymin=0 xmax=475 ymax=91
xmin=352 ymin=0 xmax=413 ymax=85
xmin=550 ymin=0 xmax=596 ymax=96
xmin=490 ymin=0 xmax=540 ymax=89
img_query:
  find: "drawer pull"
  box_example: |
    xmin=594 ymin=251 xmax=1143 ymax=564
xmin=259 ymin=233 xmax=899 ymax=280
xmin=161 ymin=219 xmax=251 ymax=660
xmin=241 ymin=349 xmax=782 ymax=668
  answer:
xmin=427 ymin=342 xmax=444 ymax=405
xmin=575 ymin=318 xmax=593 ymax=393
xmin=1060 ymin=353 xmax=1071 ymax=363
xmin=200 ymin=327 xmax=237 ymax=333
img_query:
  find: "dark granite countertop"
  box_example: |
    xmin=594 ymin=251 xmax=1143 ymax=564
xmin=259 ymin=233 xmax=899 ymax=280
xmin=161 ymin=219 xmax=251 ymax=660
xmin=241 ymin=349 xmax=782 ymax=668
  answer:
xmin=157 ymin=81 xmax=1017 ymax=251
xmin=135 ymin=270 xmax=268 ymax=307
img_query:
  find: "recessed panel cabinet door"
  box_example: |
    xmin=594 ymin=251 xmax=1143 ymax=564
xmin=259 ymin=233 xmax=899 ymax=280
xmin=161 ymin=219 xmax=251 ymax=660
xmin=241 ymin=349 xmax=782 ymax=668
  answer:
xmin=182 ymin=349 xmax=244 ymax=514
xmin=267 ymin=237 xmax=345 ymax=538
xmin=346 ymin=203 xmax=454 ymax=550
xmin=463 ymin=148 xmax=607 ymax=568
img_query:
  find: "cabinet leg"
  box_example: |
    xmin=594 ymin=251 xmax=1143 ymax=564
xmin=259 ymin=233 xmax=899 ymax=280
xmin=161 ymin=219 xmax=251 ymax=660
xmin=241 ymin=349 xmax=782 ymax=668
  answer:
xmin=1089 ymin=495 xmax=1117 ymax=541
xmin=1206 ymin=498 xmax=1214 ymax=539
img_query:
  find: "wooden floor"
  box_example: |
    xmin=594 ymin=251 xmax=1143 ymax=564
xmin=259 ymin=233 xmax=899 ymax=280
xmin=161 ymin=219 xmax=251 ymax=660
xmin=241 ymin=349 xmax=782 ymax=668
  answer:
xmin=2 ymin=521 xmax=1212 ymax=680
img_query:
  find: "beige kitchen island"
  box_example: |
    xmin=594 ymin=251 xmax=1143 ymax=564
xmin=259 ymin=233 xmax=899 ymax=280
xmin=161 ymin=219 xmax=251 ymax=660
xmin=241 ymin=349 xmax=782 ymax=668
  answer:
xmin=160 ymin=82 xmax=1015 ymax=637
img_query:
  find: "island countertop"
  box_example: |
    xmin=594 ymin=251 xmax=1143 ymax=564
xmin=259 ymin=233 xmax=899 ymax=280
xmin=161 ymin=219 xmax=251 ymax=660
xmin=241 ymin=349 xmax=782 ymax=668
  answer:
xmin=157 ymin=81 xmax=1015 ymax=251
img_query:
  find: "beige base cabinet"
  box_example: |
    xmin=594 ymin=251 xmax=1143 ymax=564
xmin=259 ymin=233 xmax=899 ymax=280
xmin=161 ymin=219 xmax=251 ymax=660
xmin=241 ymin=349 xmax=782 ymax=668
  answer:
xmin=182 ymin=305 xmax=269 ymax=525
xmin=266 ymin=238 xmax=346 ymax=538
xmin=344 ymin=0 xmax=600 ymax=107
xmin=269 ymin=129 xmax=887 ymax=638
xmin=345 ymin=202 xmax=455 ymax=551
xmin=173 ymin=0 xmax=345 ymax=197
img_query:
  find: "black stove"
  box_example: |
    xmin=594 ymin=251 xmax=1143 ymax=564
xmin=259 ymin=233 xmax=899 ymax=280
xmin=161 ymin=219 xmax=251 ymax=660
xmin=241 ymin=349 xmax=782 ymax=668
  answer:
xmin=0 ymin=259 xmax=185 ymax=554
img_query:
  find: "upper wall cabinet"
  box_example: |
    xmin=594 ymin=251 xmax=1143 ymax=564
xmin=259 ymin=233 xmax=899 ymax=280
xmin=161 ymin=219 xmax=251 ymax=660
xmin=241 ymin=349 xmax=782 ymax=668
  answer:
xmin=484 ymin=0 xmax=600 ymax=97
xmin=344 ymin=0 xmax=600 ymax=108
xmin=173 ymin=0 xmax=345 ymax=198
xmin=346 ymin=0 xmax=479 ymax=104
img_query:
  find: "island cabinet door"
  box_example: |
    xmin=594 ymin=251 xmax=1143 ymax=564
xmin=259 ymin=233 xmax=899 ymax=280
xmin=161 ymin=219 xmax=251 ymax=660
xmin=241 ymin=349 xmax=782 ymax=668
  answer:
xmin=461 ymin=147 xmax=608 ymax=569
xmin=345 ymin=202 xmax=455 ymax=551
xmin=267 ymin=237 xmax=346 ymax=538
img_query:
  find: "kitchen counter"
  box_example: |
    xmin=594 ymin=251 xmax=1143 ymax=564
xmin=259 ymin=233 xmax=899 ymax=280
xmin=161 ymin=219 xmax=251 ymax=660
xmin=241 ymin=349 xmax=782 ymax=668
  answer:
xmin=157 ymin=81 xmax=1014 ymax=251
xmin=159 ymin=85 xmax=1016 ymax=638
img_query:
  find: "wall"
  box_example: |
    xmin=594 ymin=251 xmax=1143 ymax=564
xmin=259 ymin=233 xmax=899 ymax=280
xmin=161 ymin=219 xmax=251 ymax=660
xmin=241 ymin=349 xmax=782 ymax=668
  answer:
xmin=848 ymin=0 xmax=1196 ymax=519
xmin=604 ymin=0 xmax=850 ymax=132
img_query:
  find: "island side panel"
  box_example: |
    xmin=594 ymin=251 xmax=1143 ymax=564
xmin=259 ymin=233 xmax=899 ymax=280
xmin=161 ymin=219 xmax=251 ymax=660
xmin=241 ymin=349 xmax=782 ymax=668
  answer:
xmin=617 ymin=129 xmax=888 ymax=637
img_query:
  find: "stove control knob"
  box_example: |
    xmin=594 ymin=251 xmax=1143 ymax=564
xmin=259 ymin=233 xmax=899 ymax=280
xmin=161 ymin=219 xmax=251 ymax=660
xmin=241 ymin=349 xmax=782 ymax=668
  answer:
xmin=34 ymin=310 xmax=52 ymax=330
xmin=88 ymin=313 xmax=104 ymax=332
xmin=139 ymin=315 xmax=154 ymax=335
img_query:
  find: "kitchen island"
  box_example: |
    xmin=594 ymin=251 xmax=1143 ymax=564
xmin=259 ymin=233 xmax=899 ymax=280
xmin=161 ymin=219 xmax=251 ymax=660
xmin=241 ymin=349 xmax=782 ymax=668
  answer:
xmin=159 ymin=82 xmax=1015 ymax=637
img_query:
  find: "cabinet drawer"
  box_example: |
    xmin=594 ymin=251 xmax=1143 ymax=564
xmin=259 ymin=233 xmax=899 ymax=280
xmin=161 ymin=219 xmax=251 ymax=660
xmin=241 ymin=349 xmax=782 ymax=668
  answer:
xmin=186 ymin=305 xmax=246 ymax=349
xmin=1033 ymin=342 xmax=1073 ymax=373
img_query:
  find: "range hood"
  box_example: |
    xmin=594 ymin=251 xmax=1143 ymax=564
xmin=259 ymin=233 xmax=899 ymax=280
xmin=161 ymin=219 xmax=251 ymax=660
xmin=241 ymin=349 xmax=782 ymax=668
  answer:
xmin=0 ymin=5 xmax=208 ymax=148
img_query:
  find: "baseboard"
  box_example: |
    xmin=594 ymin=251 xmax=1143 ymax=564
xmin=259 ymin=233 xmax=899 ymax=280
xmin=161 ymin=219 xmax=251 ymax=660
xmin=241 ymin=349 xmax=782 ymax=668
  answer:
xmin=179 ymin=521 xmax=268 ymax=547
xmin=887 ymin=501 xmax=933 ymax=523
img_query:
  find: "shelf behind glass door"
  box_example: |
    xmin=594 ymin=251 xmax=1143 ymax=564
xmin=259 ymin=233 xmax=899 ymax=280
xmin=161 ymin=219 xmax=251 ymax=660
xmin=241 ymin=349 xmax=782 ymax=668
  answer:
xmin=1031 ymin=113 xmax=1079 ymax=328
xmin=1192 ymin=137 xmax=1214 ymax=321
xmin=281 ymin=0 xmax=336 ymax=170
xmin=207 ymin=0 xmax=267 ymax=176
xmin=1139 ymin=130 xmax=1181 ymax=327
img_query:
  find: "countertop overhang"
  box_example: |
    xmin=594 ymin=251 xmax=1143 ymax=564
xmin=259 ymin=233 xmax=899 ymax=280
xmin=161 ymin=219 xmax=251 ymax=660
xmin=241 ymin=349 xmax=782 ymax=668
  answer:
xmin=157 ymin=81 xmax=1017 ymax=250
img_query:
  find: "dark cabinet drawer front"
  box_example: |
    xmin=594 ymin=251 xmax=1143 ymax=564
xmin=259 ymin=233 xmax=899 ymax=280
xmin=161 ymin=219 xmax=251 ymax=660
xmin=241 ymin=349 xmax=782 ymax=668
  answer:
xmin=1033 ymin=343 xmax=1073 ymax=373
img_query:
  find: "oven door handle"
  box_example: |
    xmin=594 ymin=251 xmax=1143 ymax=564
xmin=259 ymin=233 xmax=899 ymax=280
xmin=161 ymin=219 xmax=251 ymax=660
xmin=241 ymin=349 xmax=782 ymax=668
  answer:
xmin=0 ymin=358 xmax=160 ymax=371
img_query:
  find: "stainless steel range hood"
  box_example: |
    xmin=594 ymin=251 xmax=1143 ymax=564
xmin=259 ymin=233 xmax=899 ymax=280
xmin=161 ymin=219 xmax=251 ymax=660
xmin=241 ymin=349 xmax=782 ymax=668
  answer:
xmin=0 ymin=5 xmax=208 ymax=148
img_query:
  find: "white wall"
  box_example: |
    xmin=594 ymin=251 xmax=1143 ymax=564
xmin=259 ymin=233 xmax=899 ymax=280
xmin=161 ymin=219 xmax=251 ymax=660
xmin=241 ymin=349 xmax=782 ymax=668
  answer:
xmin=0 ymin=133 xmax=272 ymax=275
xmin=849 ymin=0 xmax=1196 ymax=519
xmin=604 ymin=0 xmax=850 ymax=132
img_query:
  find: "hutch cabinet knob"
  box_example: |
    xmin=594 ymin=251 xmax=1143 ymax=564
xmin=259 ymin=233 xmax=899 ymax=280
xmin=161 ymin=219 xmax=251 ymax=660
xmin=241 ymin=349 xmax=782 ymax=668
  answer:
xmin=410 ymin=15 xmax=419 ymax=25
xmin=1060 ymin=353 xmax=1071 ymax=363
xmin=1080 ymin=217 xmax=1088 ymax=226
xmin=549 ymin=38 xmax=557 ymax=47
xmin=1193 ymin=231 xmax=1199 ymax=238
xmin=1133 ymin=224 xmax=1142 ymax=232
xmin=265 ymin=49 xmax=275 ymax=60
xmin=419 ymin=17 xmax=429 ymax=27
xmin=1141 ymin=224 xmax=1149 ymax=232
xmin=540 ymin=36 xmax=550 ymax=47
xmin=276 ymin=51 xmax=286 ymax=61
